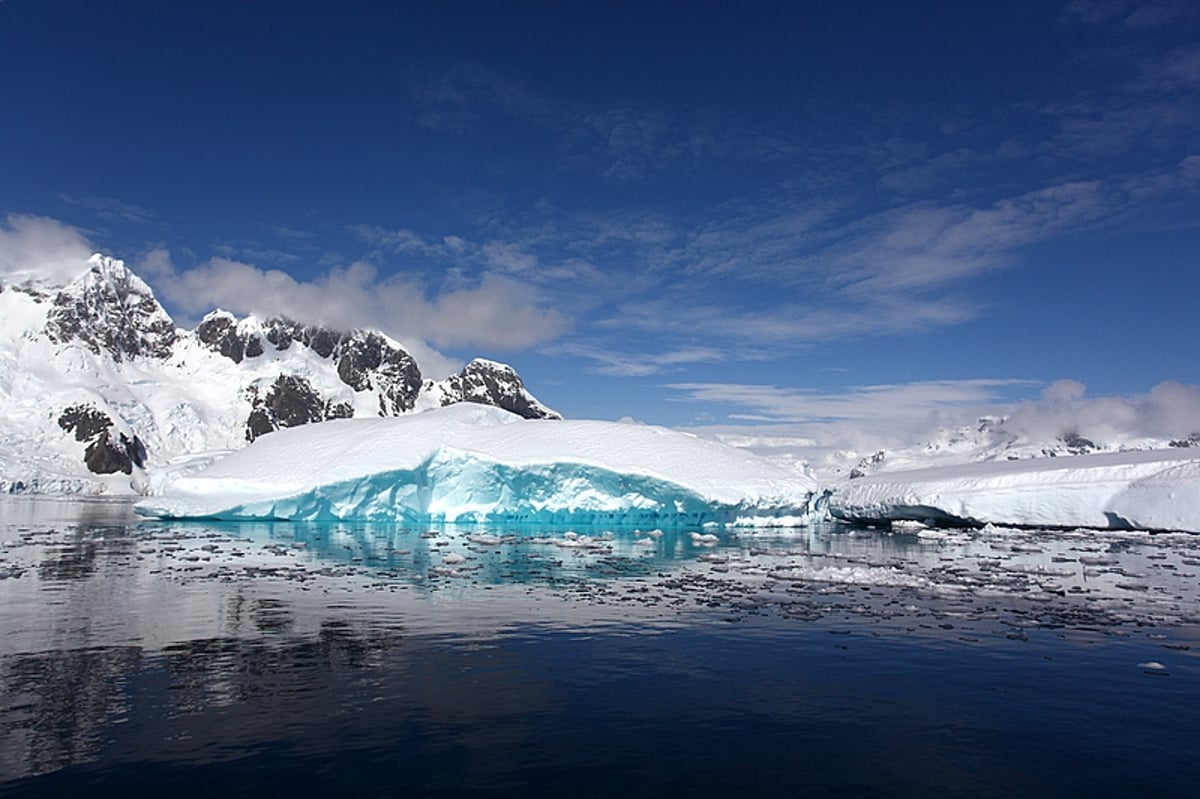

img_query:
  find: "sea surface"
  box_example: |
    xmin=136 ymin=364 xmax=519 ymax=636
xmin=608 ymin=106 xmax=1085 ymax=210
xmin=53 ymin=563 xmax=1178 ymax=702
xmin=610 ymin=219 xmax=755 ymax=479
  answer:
xmin=1 ymin=496 xmax=1199 ymax=797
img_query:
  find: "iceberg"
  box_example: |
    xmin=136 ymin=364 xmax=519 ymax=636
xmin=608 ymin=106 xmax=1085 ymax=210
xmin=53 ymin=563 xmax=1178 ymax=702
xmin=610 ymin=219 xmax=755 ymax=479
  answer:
xmin=136 ymin=404 xmax=819 ymax=526
xmin=829 ymin=448 xmax=1200 ymax=532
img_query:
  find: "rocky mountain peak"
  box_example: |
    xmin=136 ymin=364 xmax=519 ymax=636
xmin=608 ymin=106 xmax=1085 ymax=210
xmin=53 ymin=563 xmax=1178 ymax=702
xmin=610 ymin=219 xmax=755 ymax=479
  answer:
xmin=44 ymin=254 xmax=177 ymax=361
xmin=432 ymin=358 xmax=561 ymax=420
xmin=2 ymin=255 xmax=560 ymax=490
xmin=196 ymin=310 xmax=264 ymax=363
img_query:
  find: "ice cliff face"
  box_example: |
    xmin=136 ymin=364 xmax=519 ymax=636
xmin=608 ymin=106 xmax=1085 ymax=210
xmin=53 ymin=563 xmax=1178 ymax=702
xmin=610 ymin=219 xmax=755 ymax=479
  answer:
xmin=0 ymin=254 xmax=558 ymax=493
xmin=137 ymin=404 xmax=820 ymax=526
xmin=830 ymin=448 xmax=1200 ymax=533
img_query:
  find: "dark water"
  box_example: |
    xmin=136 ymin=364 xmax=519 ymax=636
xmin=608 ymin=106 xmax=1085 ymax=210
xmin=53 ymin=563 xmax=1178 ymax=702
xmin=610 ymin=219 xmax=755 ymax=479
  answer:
xmin=2 ymin=498 xmax=1199 ymax=797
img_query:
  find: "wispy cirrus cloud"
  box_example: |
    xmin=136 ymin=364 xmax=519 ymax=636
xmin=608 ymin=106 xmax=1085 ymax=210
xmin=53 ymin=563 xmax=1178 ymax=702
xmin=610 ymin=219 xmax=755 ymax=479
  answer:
xmin=407 ymin=62 xmax=810 ymax=182
xmin=549 ymin=342 xmax=744 ymax=377
xmin=573 ymin=177 xmax=1133 ymax=354
xmin=1045 ymin=5 xmax=1200 ymax=163
xmin=668 ymin=379 xmax=1037 ymax=451
xmin=679 ymin=378 xmax=1200 ymax=454
xmin=57 ymin=193 xmax=157 ymax=227
xmin=667 ymin=379 xmax=1032 ymax=425
xmin=1065 ymin=0 xmax=1194 ymax=29
xmin=335 ymin=140 xmax=1193 ymax=374
xmin=409 ymin=63 xmax=560 ymax=134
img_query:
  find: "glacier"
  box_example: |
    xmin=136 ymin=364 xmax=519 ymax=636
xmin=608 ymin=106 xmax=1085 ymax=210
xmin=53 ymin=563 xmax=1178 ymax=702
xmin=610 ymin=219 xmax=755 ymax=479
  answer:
xmin=136 ymin=404 xmax=821 ymax=526
xmin=0 ymin=253 xmax=558 ymax=493
xmin=829 ymin=447 xmax=1200 ymax=532
xmin=135 ymin=403 xmax=1200 ymax=532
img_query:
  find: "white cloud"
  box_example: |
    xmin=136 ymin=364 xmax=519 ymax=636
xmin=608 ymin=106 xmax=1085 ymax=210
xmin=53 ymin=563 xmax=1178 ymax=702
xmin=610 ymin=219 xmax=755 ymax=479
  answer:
xmin=1004 ymin=380 xmax=1200 ymax=441
xmin=597 ymin=293 xmax=980 ymax=350
xmin=550 ymin=342 xmax=733 ymax=377
xmin=143 ymin=251 xmax=571 ymax=358
xmin=672 ymin=378 xmax=1200 ymax=452
xmin=0 ymin=214 xmax=95 ymax=284
xmin=836 ymin=181 xmax=1115 ymax=299
xmin=1066 ymin=0 xmax=1193 ymax=28
xmin=669 ymin=379 xmax=1028 ymax=424
xmin=353 ymin=224 xmax=443 ymax=257
xmin=668 ymin=378 xmax=1033 ymax=450
xmin=481 ymin=240 xmax=538 ymax=273
xmin=1138 ymin=43 xmax=1200 ymax=90
xmin=57 ymin=194 xmax=157 ymax=226
xmin=408 ymin=63 xmax=811 ymax=182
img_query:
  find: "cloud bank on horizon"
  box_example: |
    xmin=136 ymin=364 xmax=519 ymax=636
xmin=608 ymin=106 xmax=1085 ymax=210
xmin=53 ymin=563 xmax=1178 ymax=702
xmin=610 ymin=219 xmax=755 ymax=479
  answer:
xmin=0 ymin=0 xmax=1197 ymax=427
xmin=671 ymin=378 xmax=1200 ymax=451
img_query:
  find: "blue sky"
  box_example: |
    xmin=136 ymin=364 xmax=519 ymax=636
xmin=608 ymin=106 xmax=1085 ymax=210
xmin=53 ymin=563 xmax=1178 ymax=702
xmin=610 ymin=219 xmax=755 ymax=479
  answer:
xmin=2 ymin=0 xmax=1198 ymax=433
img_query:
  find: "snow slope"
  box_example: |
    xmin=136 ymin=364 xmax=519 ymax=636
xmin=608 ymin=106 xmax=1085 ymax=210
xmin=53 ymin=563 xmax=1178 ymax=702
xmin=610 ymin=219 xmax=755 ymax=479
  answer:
xmin=829 ymin=448 xmax=1200 ymax=532
xmin=136 ymin=404 xmax=819 ymax=526
xmin=0 ymin=254 xmax=557 ymax=493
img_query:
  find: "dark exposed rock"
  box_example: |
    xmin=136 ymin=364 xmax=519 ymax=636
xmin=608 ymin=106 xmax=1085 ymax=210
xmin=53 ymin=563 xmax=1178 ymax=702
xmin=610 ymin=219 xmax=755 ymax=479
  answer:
xmin=57 ymin=403 xmax=146 ymax=475
xmin=327 ymin=401 xmax=355 ymax=419
xmin=307 ymin=327 xmax=339 ymax=359
xmin=196 ymin=311 xmax=268 ymax=364
xmin=44 ymin=256 xmax=176 ymax=361
xmin=214 ymin=318 xmax=551 ymax=422
xmin=262 ymin=317 xmax=336 ymax=355
xmin=197 ymin=312 xmax=246 ymax=363
xmin=1059 ymin=433 xmax=1098 ymax=456
xmin=245 ymin=374 xmax=357 ymax=442
xmin=10 ymin=282 xmax=49 ymax=302
xmin=434 ymin=359 xmax=560 ymax=420
xmin=10 ymin=258 xmax=560 ymax=487
xmin=256 ymin=320 xmax=425 ymax=413
xmin=336 ymin=331 xmax=423 ymax=415
xmin=262 ymin=317 xmax=301 ymax=350
xmin=58 ymin=405 xmax=112 ymax=442
xmin=849 ymin=450 xmax=886 ymax=479
xmin=1169 ymin=434 xmax=1200 ymax=448
xmin=84 ymin=430 xmax=146 ymax=475
xmin=245 ymin=407 xmax=276 ymax=443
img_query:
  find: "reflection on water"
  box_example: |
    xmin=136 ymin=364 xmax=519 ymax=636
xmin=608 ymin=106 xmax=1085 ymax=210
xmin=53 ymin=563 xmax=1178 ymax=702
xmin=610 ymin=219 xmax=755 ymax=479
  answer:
xmin=2 ymin=496 xmax=1200 ymax=795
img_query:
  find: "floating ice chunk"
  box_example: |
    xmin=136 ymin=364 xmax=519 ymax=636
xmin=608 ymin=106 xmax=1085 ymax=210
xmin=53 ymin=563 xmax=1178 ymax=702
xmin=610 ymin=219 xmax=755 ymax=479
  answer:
xmin=830 ymin=449 xmax=1200 ymax=533
xmin=136 ymin=405 xmax=818 ymax=525
xmin=767 ymin=565 xmax=931 ymax=589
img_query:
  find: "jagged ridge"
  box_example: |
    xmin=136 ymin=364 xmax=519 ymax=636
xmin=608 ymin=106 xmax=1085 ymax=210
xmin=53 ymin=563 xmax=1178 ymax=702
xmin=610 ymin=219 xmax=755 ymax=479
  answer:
xmin=0 ymin=253 xmax=559 ymax=492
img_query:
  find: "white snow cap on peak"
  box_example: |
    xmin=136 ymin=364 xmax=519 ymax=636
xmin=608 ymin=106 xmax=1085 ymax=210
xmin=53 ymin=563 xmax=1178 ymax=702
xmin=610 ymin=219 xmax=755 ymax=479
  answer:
xmin=200 ymin=308 xmax=237 ymax=322
xmin=465 ymin=357 xmax=513 ymax=372
xmin=84 ymin=253 xmax=147 ymax=290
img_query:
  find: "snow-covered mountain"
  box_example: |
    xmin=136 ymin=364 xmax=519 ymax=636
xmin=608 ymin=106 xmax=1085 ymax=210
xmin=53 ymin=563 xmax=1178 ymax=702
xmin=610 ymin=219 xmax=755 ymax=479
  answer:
xmin=821 ymin=415 xmax=1199 ymax=483
xmin=0 ymin=254 xmax=558 ymax=494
